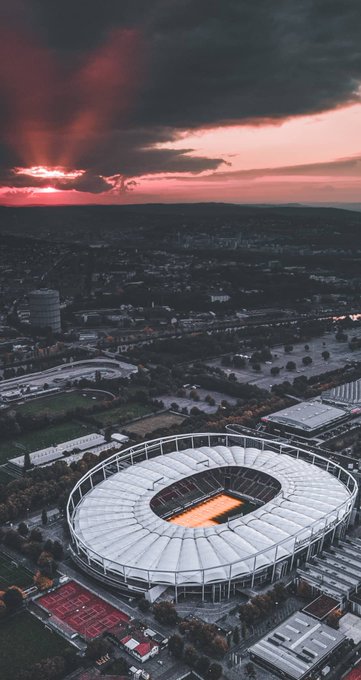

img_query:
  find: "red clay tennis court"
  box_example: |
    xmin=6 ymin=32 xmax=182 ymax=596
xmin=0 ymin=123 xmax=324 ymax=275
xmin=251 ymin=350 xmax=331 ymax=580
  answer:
xmin=38 ymin=581 xmax=130 ymax=638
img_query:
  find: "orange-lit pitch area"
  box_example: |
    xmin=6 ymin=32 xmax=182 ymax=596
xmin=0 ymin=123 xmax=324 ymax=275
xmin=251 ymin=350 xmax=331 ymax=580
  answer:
xmin=169 ymin=493 xmax=244 ymax=528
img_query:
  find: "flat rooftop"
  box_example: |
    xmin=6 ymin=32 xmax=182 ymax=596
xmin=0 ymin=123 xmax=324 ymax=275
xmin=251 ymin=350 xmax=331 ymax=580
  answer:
xmin=262 ymin=400 xmax=347 ymax=433
xmin=302 ymin=595 xmax=339 ymax=621
xmin=250 ymin=611 xmax=345 ymax=680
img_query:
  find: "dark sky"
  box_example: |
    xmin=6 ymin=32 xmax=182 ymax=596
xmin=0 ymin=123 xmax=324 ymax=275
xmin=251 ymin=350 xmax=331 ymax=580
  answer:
xmin=0 ymin=1 xmax=360 ymax=201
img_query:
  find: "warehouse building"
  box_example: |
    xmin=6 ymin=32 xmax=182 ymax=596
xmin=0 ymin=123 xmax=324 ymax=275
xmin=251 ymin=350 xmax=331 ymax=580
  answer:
xmin=250 ymin=611 xmax=345 ymax=680
xmin=261 ymin=400 xmax=348 ymax=438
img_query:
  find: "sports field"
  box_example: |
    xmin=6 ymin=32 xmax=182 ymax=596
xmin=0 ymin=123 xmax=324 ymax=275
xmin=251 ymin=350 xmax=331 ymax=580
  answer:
xmin=0 ymin=611 xmax=71 ymax=680
xmin=126 ymin=411 xmax=186 ymax=437
xmin=0 ymin=421 xmax=93 ymax=464
xmin=169 ymin=492 xmax=244 ymax=527
xmin=97 ymin=401 xmax=153 ymax=426
xmin=0 ymin=553 xmax=33 ymax=589
xmin=38 ymin=581 xmax=130 ymax=638
xmin=15 ymin=390 xmax=108 ymax=418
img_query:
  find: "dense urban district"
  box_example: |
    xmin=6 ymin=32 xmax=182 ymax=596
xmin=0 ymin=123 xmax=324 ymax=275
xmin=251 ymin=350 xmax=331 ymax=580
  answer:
xmin=0 ymin=204 xmax=361 ymax=680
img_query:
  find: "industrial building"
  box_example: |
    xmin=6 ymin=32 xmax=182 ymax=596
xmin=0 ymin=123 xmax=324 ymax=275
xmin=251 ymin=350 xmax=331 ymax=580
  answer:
xmin=261 ymin=400 xmax=348 ymax=438
xmin=249 ymin=611 xmax=345 ymax=680
xmin=67 ymin=432 xmax=356 ymax=602
xmin=322 ymin=378 xmax=361 ymax=410
xmin=29 ymin=288 xmax=61 ymax=333
xmin=8 ymin=433 xmax=118 ymax=472
xmin=297 ymin=537 xmax=361 ymax=604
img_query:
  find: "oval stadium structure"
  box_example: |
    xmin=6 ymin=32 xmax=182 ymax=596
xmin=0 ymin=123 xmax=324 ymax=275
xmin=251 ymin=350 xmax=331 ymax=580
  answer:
xmin=67 ymin=433 xmax=357 ymax=602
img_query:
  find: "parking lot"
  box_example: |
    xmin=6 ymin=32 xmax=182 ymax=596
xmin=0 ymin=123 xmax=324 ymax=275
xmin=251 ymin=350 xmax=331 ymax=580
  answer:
xmin=161 ymin=389 xmax=238 ymax=414
xmin=208 ymin=329 xmax=361 ymax=391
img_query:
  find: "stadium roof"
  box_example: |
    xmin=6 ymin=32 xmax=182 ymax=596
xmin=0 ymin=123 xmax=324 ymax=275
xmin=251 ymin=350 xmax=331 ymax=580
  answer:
xmin=72 ymin=444 xmax=351 ymax=586
xmin=323 ymin=378 xmax=361 ymax=408
xmin=262 ymin=400 xmax=347 ymax=433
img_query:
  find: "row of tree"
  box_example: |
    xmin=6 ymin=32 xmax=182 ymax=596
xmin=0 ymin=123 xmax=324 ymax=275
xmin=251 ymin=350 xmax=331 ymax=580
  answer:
xmin=15 ymin=649 xmax=78 ymax=680
xmin=239 ymin=583 xmax=288 ymax=626
xmin=168 ymin=634 xmax=223 ymax=679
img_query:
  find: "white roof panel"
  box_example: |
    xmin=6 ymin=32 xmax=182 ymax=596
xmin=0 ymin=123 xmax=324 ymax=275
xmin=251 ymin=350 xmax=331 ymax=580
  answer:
xmin=72 ymin=444 xmax=352 ymax=586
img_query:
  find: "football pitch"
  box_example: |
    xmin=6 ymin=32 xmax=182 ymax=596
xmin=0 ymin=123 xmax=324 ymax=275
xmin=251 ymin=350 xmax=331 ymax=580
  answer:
xmin=0 ymin=553 xmax=33 ymax=590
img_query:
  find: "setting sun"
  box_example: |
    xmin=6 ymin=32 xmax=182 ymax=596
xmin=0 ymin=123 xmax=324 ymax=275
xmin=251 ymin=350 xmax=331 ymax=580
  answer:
xmin=13 ymin=166 xmax=84 ymax=181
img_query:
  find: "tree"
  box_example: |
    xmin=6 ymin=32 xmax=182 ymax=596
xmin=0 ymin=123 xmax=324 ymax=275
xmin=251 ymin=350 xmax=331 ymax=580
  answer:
xmin=168 ymin=634 xmax=184 ymax=659
xmin=23 ymin=450 xmax=31 ymax=471
xmin=30 ymin=528 xmax=43 ymax=542
xmin=286 ymin=361 xmax=296 ymax=371
xmin=51 ymin=540 xmax=64 ymax=561
xmin=245 ymin=661 xmax=256 ymax=678
xmin=153 ymin=601 xmax=178 ymax=626
xmin=326 ymin=611 xmax=340 ymax=629
xmin=3 ymin=586 xmax=24 ymax=611
xmin=138 ymin=597 xmax=151 ymax=613
xmin=302 ymin=356 xmax=312 ymax=366
xmin=322 ymin=350 xmax=330 ymax=361
xmin=184 ymin=644 xmax=199 ymax=668
xmin=104 ymin=427 xmax=112 ymax=443
xmin=208 ymin=662 xmax=223 ymax=679
xmin=196 ymin=655 xmax=210 ymax=675
xmin=335 ymin=331 xmax=348 ymax=342
xmin=17 ymin=522 xmax=29 ymax=537
xmin=4 ymin=529 xmax=23 ymax=550
xmin=252 ymin=363 xmax=261 ymax=371
xmin=270 ymin=366 xmax=280 ymax=376
xmin=212 ymin=635 xmax=228 ymax=658
xmin=38 ymin=552 xmax=57 ymax=579
xmin=34 ymin=571 xmax=54 ymax=591
xmin=304 ymin=344 xmax=309 ymax=351
xmin=284 ymin=344 xmax=293 ymax=353
xmin=272 ymin=582 xmax=288 ymax=602
xmin=85 ymin=638 xmax=110 ymax=661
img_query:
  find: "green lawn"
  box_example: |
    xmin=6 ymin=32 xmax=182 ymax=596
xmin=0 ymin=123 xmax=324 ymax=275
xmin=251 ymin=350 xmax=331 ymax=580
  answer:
xmin=15 ymin=390 xmax=109 ymax=418
xmin=0 ymin=611 xmax=71 ymax=680
xmin=0 ymin=421 xmax=93 ymax=464
xmin=0 ymin=554 xmax=33 ymax=590
xmin=97 ymin=402 xmax=153 ymax=427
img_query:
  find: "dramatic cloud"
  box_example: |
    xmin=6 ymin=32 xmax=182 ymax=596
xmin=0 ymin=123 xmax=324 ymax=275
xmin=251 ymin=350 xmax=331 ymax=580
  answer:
xmin=191 ymin=154 xmax=361 ymax=182
xmin=0 ymin=1 xmax=361 ymax=197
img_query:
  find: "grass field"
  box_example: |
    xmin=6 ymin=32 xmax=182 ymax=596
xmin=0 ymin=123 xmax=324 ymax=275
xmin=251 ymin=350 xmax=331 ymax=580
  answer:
xmin=0 ymin=421 xmax=93 ymax=464
xmin=15 ymin=390 xmax=109 ymax=418
xmin=0 ymin=611 xmax=71 ymax=680
xmin=126 ymin=411 xmax=186 ymax=437
xmin=0 ymin=553 xmax=33 ymax=590
xmin=97 ymin=402 xmax=153 ymax=427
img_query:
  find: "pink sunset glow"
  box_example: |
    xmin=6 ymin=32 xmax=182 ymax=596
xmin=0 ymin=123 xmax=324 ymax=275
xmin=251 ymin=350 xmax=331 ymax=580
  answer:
xmin=0 ymin=3 xmax=360 ymax=207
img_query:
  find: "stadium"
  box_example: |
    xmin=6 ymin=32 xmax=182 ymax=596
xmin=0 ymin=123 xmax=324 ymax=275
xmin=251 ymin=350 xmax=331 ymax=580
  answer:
xmin=67 ymin=433 xmax=357 ymax=602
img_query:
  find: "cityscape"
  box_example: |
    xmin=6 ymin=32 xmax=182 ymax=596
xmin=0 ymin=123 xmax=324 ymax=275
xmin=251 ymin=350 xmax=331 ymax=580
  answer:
xmin=0 ymin=4 xmax=361 ymax=680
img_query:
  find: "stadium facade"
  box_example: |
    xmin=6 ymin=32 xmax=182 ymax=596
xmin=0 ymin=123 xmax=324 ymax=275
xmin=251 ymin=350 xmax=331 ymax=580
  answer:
xmin=67 ymin=433 xmax=357 ymax=602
